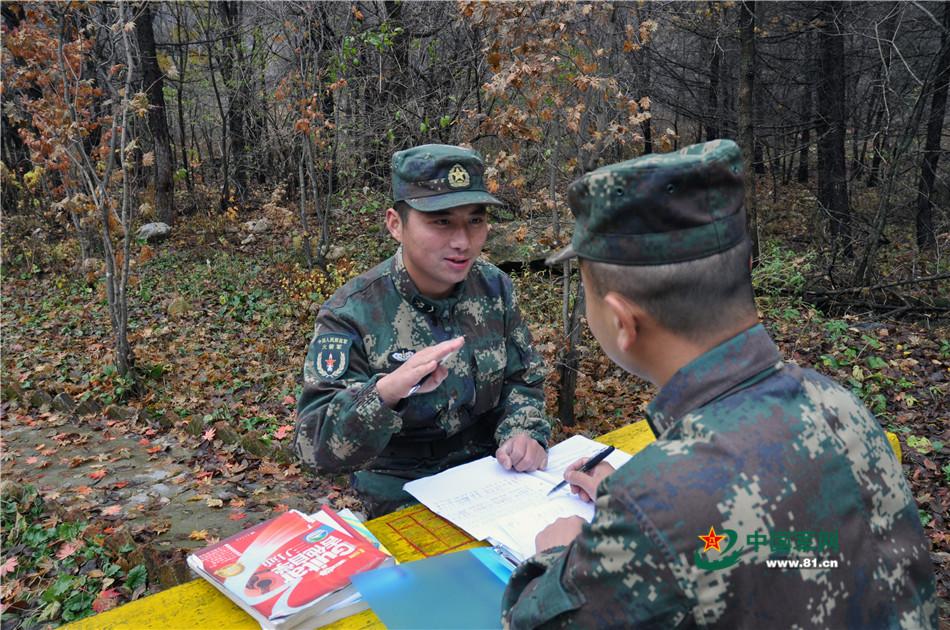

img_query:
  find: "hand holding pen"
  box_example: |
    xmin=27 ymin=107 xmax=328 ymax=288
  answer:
xmin=376 ymin=337 xmax=464 ymax=406
xmin=548 ymin=445 xmax=616 ymax=502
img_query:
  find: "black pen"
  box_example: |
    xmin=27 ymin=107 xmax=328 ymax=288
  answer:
xmin=547 ymin=445 xmax=615 ymax=496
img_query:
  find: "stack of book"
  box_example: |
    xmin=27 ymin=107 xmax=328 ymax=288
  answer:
xmin=187 ymin=506 xmax=392 ymax=629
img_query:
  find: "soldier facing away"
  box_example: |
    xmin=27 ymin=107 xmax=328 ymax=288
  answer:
xmin=502 ymin=140 xmax=937 ymax=628
xmin=294 ymin=144 xmax=551 ymax=517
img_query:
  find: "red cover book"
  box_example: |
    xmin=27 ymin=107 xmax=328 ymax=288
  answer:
xmin=187 ymin=508 xmax=387 ymax=622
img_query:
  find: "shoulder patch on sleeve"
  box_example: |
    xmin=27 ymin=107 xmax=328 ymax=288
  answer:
xmin=313 ymin=333 xmax=353 ymax=381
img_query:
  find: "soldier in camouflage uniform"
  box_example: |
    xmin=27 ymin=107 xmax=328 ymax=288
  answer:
xmin=295 ymin=145 xmax=551 ymax=517
xmin=502 ymin=140 xmax=937 ymax=628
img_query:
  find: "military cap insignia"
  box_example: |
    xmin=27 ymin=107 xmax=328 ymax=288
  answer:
xmin=447 ymin=164 xmax=470 ymax=189
xmin=313 ymin=333 xmax=352 ymax=380
xmin=390 ymin=349 xmax=415 ymax=363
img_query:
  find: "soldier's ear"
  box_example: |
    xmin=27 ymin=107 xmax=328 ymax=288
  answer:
xmin=385 ymin=207 xmax=404 ymax=243
xmin=603 ymin=292 xmax=642 ymax=353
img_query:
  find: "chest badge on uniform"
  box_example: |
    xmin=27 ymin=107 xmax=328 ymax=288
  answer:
xmin=447 ymin=164 xmax=470 ymax=189
xmin=314 ymin=333 xmax=352 ymax=380
xmin=390 ymin=349 xmax=415 ymax=363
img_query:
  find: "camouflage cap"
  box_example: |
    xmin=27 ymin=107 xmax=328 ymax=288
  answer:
xmin=392 ymin=144 xmax=503 ymax=212
xmin=547 ymin=139 xmax=747 ymax=266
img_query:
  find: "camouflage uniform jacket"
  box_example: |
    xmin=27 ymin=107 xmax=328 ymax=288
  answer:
xmin=502 ymin=324 xmax=936 ymax=629
xmin=295 ymin=249 xmax=551 ymax=508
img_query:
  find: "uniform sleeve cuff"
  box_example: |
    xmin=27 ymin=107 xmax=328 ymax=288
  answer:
xmin=353 ymin=375 xmax=403 ymax=433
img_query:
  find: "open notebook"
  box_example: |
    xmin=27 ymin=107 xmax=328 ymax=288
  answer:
xmin=404 ymin=435 xmax=631 ymax=562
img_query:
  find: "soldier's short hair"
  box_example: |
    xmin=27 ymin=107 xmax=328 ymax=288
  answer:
xmin=394 ymin=201 xmax=412 ymax=223
xmin=582 ymin=238 xmax=755 ymax=342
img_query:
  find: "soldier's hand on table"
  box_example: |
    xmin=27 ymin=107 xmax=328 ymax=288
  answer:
xmin=564 ymin=458 xmax=615 ymax=503
xmin=535 ymin=516 xmax=585 ymax=552
xmin=376 ymin=337 xmax=465 ymax=407
xmin=496 ymin=433 xmax=548 ymax=472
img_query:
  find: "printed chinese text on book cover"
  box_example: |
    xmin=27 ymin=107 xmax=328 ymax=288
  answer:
xmin=191 ymin=510 xmax=384 ymax=620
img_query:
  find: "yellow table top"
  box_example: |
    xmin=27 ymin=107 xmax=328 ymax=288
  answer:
xmin=68 ymin=421 xmax=897 ymax=629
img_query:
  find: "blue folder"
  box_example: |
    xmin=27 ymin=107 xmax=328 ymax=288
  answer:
xmin=350 ymin=548 xmax=515 ymax=629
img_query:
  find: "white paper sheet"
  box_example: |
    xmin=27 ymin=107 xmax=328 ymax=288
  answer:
xmin=404 ymin=435 xmax=631 ymax=560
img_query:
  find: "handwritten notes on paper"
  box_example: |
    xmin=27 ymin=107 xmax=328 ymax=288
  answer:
xmin=404 ymin=435 xmax=632 ymax=561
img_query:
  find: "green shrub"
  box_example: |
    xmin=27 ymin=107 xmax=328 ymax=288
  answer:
xmin=752 ymin=241 xmax=813 ymax=296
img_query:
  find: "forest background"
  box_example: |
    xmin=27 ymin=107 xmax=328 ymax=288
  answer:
xmin=1 ymin=1 xmax=948 ymax=627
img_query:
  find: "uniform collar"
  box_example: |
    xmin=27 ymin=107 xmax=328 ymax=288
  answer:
xmin=646 ymin=324 xmax=782 ymax=436
xmin=389 ymin=246 xmax=466 ymax=316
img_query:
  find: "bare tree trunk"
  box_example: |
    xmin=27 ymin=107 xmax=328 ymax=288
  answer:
xmin=641 ymin=117 xmax=653 ymax=155
xmin=738 ymin=1 xmax=759 ymax=260
xmin=297 ymin=155 xmax=314 ymax=268
xmin=915 ymin=2 xmax=950 ymax=250
xmin=203 ymin=4 xmax=229 ymax=214
xmin=640 ymin=54 xmax=653 ymax=155
xmin=857 ymin=100 xmax=877 ymax=168
xmin=797 ymin=32 xmax=812 ymax=184
xmin=816 ymin=1 xmax=852 ymax=258
xmin=706 ymin=13 xmax=721 ymax=141
xmin=173 ymin=1 xmax=196 ymax=209
xmin=550 ymin=139 xmax=559 ymax=239
xmin=63 ymin=3 xmax=138 ymax=378
xmin=556 ymin=268 xmax=584 ymax=427
xmin=782 ymin=134 xmax=793 ymax=184
xmin=866 ymin=105 xmax=887 ymax=187
xmin=865 ymin=5 xmax=899 ymax=188
xmin=218 ymin=1 xmax=249 ymax=201
xmin=135 ymin=1 xmax=175 ymax=224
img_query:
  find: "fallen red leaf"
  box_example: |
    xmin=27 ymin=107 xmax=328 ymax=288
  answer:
xmin=101 ymin=505 xmax=122 ymax=516
xmin=88 ymin=470 xmax=107 ymax=481
xmin=92 ymin=588 xmax=120 ymax=613
xmin=273 ymin=424 xmax=294 ymax=440
xmin=56 ymin=541 xmax=81 ymax=560
xmin=0 ymin=556 xmax=18 ymax=577
xmin=228 ymin=512 xmax=247 ymax=521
